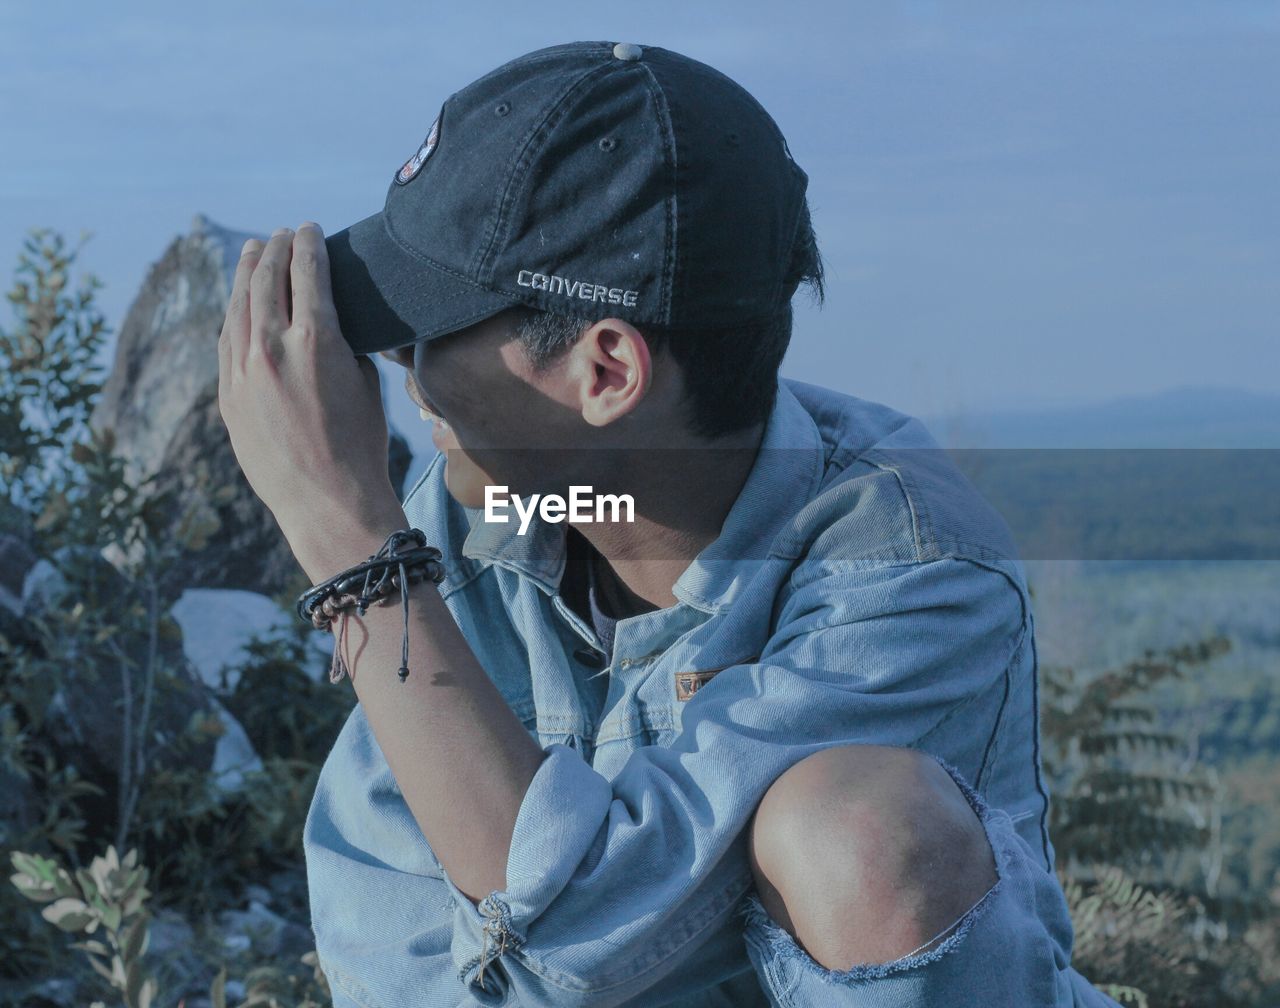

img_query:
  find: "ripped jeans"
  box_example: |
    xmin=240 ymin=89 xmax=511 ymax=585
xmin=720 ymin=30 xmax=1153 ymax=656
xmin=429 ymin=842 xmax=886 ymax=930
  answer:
xmin=735 ymin=760 xmax=1123 ymax=1008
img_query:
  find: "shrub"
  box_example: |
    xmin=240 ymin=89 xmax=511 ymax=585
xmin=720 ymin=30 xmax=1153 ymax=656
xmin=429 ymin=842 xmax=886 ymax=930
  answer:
xmin=1 ymin=231 xmax=340 ymax=1004
xmin=1044 ymin=637 xmax=1280 ymax=1006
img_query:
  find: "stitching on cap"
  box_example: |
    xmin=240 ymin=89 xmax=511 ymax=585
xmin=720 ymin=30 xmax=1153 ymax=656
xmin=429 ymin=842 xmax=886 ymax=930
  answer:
xmin=381 ymin=205 xmax=504 ymax=294
xmin=636 ymin=62 xmax=677 ymax=325
xmin=420 ymin=297 xmax=525 ymax=341
xmin=478 ymin=61 xmax=619 ymax=284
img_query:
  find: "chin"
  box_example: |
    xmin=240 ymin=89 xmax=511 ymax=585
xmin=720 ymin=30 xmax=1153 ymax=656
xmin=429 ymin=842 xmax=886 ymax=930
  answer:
xmin=441 ymin=448 xmax=496 ymax=510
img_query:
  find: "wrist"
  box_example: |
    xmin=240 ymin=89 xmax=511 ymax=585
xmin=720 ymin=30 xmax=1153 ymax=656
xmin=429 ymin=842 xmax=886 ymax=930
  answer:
xmin=286 ymin=506 xmax=412 ymax=585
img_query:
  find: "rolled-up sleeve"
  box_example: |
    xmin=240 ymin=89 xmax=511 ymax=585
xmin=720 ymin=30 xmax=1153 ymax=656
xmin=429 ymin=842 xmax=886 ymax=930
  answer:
xmin=437 ymin=556 xmax=1029 ymax=1007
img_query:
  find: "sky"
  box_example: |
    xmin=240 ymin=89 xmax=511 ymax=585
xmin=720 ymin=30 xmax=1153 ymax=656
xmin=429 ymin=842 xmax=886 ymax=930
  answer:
xmin=2 ymin=0 xmax=1278 ymax=431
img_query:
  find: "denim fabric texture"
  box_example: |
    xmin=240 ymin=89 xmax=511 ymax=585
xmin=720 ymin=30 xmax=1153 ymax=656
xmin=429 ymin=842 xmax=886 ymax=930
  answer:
xmin=302 ymin=379 xmax=1122 ymax=1007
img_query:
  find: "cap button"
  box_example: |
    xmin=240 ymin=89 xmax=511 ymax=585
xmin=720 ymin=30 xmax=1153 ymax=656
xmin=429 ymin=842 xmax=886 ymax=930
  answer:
xmin=612 ymin=42 xmax=643 ymax=61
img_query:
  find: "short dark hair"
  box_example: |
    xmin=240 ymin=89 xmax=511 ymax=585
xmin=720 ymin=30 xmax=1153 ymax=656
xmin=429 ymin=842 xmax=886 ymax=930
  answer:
xmin=506 ymin=196 xmax=825 ymax=439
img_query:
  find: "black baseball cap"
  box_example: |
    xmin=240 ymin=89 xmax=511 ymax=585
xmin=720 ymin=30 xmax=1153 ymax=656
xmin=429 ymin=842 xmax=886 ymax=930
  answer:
xmin=325 ymin=40 xmax=810 ymax=356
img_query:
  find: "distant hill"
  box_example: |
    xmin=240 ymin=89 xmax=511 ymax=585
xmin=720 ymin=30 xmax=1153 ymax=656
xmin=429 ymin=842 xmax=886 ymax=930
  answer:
xmin=927 ymin=386 xmax=1280 ymax=448
xmin=910 ymin=387 xmax=1280 ymax=563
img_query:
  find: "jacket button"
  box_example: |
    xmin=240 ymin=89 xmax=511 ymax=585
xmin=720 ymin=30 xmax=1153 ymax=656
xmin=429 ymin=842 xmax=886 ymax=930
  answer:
xmin=573 ymin=646 xmax=607 ymax=669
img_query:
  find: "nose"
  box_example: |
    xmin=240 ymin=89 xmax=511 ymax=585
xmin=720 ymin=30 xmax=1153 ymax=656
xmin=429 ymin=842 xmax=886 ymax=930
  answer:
xmin=379 ymin=346 xmax=415 ymax=369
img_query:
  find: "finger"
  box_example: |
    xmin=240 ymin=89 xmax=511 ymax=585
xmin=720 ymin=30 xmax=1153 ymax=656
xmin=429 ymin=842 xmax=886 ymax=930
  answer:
xmin=289 ymin=221 xmax=338 ymax=328
xmin=357 ymin=352 xmax=382 ymax=390
xmin=220 ymin=237 xmax=264 ymax=372
xmin=249 ymin=227 xmax=295 ymax=342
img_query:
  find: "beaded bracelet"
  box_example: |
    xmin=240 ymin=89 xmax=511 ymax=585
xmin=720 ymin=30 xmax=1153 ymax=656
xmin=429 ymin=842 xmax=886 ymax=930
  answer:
xmin=295 ymin=529 xmax=446 ymax=684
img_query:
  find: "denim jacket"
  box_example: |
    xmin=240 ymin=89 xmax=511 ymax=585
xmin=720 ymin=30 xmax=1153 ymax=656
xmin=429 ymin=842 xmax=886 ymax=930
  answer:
xmin=303 ymin=378 xmax=1055 ymax=1007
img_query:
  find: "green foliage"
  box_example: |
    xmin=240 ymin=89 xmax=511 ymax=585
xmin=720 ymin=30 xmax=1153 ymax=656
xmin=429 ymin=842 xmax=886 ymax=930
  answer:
xmin=210 ymin=950 xmax=331 ymax=1008
xmin=0 ymin=228 xmax=107 ymax=526
xmin=1043 ymin=638 xmax=1227 ymax=873
xmin=1044 ymin=636 xmax=1280 ymax=1006
xmin=9 ymin=846 xmax=156 ymax=1008
xmin=10 ymin=845 xmax=330 ymax=1008
xmin=135 ymin=623 xmax=351 ymax=920
xmin=1 ymin=230 xmax=339 ymax=1004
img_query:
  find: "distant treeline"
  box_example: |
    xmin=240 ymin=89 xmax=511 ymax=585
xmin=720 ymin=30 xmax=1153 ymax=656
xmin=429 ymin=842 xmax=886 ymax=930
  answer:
xmin=945 ymin=448 xmax=1280 ymax=562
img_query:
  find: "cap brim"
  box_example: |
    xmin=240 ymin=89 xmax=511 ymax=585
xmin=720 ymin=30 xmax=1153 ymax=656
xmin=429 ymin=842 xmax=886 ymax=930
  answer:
xmin=324 ymin=211 xmax=521 ymax=356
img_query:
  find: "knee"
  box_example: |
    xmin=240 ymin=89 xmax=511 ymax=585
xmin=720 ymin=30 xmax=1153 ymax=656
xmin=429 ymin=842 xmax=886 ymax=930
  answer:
xmin=748 ymin=744 xmax=989 ymax=899
xmin=747 ymin=744 xmax=998 ymax=969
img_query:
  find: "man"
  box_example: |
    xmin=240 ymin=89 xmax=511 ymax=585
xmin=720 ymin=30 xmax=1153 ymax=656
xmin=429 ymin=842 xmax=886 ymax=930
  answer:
xmin=218 ymin=40 xmax=1121 ymax=1007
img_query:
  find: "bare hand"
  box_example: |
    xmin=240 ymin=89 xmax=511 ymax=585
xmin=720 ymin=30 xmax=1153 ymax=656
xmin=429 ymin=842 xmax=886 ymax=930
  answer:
xmin=217 ymin=223 xmax=406 ymax=574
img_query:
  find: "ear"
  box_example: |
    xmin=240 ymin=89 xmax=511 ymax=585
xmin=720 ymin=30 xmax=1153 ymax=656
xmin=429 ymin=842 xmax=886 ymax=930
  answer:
xmin=574 ymin=318 xmax=652 ymax=428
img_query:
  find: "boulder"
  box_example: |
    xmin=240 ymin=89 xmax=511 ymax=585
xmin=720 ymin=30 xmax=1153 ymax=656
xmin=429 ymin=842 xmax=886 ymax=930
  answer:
xmin=0 ymin=534 xmax=42 ymax=850
xmin=21 ymin=545 xmax=216 ymax=785
xmin=90 ymin=214 xmax=412 ymax=601
xmin=17 ymin=545 xmax=268 ymax=822
xmin=168 ymin=586 xmax=332 ymax=690
xmin=0 ymin=531 xmax=37 ymax=649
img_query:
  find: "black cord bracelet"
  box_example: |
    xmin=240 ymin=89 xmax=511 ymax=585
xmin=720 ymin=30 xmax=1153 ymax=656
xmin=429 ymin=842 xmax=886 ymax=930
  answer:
xmin=295 ymin=529 xmax=446 ymax=684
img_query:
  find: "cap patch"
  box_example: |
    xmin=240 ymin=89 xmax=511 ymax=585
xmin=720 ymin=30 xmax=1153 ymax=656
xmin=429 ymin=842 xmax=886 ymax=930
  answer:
xmin=395 ymin=115 xmax=440 ymax=185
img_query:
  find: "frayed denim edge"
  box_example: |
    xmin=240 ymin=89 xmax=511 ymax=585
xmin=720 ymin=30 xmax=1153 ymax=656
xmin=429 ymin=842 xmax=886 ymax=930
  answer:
xmin=736 ymin=755 xmax=1012 ymax=985
xmin=322 ymin=957 xmax=384 ymax=1008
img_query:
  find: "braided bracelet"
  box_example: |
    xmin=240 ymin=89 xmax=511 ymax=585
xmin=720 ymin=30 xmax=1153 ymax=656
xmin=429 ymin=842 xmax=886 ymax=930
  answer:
xmin=295 ymin=529 xmax=446 ymax=684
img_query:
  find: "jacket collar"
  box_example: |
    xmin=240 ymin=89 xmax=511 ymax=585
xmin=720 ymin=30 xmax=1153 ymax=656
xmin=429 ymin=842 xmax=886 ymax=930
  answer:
xmin=671 ymin=381 xmax=825 ymax=612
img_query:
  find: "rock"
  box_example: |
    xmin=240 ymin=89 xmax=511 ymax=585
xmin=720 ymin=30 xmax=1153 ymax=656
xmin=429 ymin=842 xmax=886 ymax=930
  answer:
xmin=147 ymin=905 xmax=197 ymax=959
xmin=2 ymin=976 xmax=77 ymax=1008
xmin=91 ymin=214 xmax=249 ymax=494
xmin=217 ymin=898 xmax=313 ymax=960
xmin=144 ymin=908 xmax=209 ymax=1008
xmin=0 ymin=531 xmax=36 ymax=614
xmin=90 ymin=214 xmax=413 ymax=601
xmin=16 ymin=545 xmax=272 ymax=815
xmin=0 ymin=532 xmax=40 ymax=651
xmin=168 ymin=587 xmax=333 ymax=689
xmin=20 ymin=556 xmax=68 ymax=613
xmin=206 ymin=695 xmax=263 ymax=794
xmin=0 ymin=535 xmax=40 ymax=844
xmin=0 ymin=766 xmax=38 ymax=851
